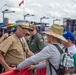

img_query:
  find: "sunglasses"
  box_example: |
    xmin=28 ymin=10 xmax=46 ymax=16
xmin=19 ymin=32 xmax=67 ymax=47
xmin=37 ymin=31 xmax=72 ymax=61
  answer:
xmin=25 ymin=33 xmax=30 ymax=36
xmin=29 ymin=30 xmax=33 ymax=32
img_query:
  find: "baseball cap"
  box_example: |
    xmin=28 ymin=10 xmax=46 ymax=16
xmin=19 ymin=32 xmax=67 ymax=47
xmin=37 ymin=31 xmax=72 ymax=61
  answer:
xmin=63 ymin=30 xmax=75 ymax=41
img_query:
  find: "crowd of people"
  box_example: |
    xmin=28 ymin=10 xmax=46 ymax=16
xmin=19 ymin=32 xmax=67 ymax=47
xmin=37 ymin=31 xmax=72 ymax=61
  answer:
xmin=0 ymin=23 xmax=76 ymax=75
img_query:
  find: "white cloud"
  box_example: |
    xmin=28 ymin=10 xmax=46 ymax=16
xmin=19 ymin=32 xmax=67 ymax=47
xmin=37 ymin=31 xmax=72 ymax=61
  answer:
xmin=0 ymin=0 xmax=76 ymax=25
xmin=31 ymin=3 xmax=42 ymax=8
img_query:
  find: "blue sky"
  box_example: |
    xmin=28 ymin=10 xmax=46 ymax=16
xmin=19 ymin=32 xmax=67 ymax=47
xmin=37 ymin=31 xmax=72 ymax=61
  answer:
xmin=0 ymin=0 xmax=76 ymax=25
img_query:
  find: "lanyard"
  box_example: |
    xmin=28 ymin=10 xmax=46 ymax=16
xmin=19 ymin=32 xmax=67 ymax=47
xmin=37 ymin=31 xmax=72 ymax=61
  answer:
xmin=15 ymin=33 xmax=25 ymax=52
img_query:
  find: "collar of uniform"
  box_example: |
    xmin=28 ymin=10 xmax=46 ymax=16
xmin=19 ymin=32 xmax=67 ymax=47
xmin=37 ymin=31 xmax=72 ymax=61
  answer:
xmin=14 ymin=33 xmax=21 ymax=43
xmin=32 ymin=33 xmax=38 ymax=39
xmin=15 ymin=33 xmax=20 ymax=39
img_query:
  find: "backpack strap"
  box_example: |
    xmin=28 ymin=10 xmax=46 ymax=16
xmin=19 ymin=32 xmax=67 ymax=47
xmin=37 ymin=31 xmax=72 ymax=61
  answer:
xmin=48 ymin=60 xmax=59 ymax=75
xmin=54 ymin=44 xmax=66 ymax=65
xmin=48 ymin=44 xmax=63 ymax=75
xmin=53 ymin=44 xmax=63 ymax=54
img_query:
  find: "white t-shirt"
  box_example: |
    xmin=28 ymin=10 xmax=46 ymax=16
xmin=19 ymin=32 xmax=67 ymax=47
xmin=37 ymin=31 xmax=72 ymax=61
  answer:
xmin=68 ymin=45 xmax=76 ymax=57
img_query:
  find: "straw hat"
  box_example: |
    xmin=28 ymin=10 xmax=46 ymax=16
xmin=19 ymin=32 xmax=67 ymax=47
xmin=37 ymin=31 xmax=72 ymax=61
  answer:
xmin=44 ymin=24 xmax=67 ymax=42
xmin=18 ymin=24 xmax=29 ymax=29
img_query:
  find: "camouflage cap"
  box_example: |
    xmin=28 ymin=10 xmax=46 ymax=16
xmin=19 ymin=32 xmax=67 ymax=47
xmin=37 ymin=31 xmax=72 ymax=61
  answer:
xmin=29 ymin=25 xmax=36 ymax=30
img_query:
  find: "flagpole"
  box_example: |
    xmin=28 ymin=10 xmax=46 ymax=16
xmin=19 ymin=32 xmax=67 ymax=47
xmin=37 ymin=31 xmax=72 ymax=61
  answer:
xmin=23 ymin=0 xmax=25 ymax=20
xmin=18 ymin=0 xmax=25 ymax=20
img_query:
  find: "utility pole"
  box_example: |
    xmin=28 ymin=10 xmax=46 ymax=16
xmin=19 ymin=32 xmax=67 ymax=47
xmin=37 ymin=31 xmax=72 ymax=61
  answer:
xmin=24 ymin=14 xmax=34 ymax=20
xmin=40 ymin=16 xmax=49 ymax=33
xmin=53 ymin=19 xmax=61 ymax=24
xmin=2 ymin=9 xmax=15 ymax=25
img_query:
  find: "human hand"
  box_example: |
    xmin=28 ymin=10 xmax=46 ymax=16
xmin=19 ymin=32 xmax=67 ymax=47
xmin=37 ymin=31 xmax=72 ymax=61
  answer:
xmin=5 ymin=67 xmax=15 ymax=72
xmin=3 ymin=33 xmax=9 ymax=38
xmin=28 ymin=65 xmax=36 ymax=70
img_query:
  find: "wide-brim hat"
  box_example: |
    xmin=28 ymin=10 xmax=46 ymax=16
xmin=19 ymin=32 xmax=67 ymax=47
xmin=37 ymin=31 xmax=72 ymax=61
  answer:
xmin=18 ymin=24 xmax=29 ymax=29
xmin=44 ymin=24 xmax=67 ymax=42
